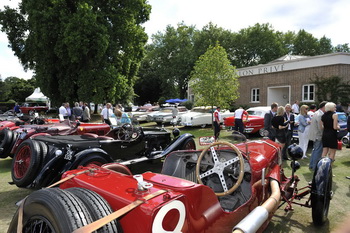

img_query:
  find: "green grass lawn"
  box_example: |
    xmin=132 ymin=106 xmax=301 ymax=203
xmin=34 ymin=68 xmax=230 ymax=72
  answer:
xmin=0 ymin=122 xmax=349 ymax=232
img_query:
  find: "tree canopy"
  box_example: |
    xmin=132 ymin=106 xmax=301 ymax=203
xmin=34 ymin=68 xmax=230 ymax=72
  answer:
xmin=0 ymin=0 xmax=151 ymax=105
xmin=0 ymin=77 xmax=36 ymax=102
xmin=189 ymin=44 xmax=239 ymax=109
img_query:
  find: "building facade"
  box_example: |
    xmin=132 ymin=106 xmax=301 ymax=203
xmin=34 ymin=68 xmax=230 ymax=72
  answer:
xmin=188 ymin=52 xmax=350 ymax=107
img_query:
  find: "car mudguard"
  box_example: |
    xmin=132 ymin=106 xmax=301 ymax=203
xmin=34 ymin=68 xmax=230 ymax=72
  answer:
xmin=311 ymin=157 xmax=332 ymax=195
xmin=66 ymin=148 xmax=113 ymax=170
xmin=160 ymin=133 xmax=195 ymax=156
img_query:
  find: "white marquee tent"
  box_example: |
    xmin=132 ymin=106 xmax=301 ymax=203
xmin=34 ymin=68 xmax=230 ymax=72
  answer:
xmin=25 ymin=87 xmax=50 ymax=104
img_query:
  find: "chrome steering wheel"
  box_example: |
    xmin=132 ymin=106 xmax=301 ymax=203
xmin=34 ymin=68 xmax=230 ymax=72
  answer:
xmin=196 ymin=141 xmax=245 ymax=196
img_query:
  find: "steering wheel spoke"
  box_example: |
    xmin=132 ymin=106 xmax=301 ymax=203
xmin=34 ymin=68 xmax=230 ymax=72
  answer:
xmin=223 ymin=157 xmax=240 ymax=167
xmin=199 ymin=168 xmax=215 ymax=179
xmin=217 ymin=171 xmax=228 ymax=192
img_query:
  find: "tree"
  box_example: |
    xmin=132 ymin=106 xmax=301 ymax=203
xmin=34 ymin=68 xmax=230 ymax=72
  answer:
xmin=189 ymin=44 xmax=239 ymax=110
xmin=232 ymin=23 xmax=285 ymax=68
xmin=0 ymin=0 xmax=151 ymax=105
xmin=334 ymin=43 xmax=350 ymax=52
xmin=293 ymin=29 xmax=319 ymax=55
xmin=135 ymin=23 xmax=197 ymax=103
xmin=318 ymin=36 xmax=333 ymax=54
xmin=311 ymin=75 xmax=350 ymax=104
xmin=3 ymin=77 xmax=36 ymax=102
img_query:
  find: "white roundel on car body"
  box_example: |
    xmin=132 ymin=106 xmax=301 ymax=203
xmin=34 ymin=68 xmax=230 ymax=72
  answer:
xmin=151 ymin=200 xmax=186 ymax=233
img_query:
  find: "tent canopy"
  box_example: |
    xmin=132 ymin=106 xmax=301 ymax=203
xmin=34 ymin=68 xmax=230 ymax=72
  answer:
xmin=165 ymin=98 xmax=188 ymax=103
xmin=25 ymin=87 xmax=49 ymax=102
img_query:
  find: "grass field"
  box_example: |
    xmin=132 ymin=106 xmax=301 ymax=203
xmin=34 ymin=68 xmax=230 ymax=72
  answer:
xmin=0 ymin=119 xmax=349 ymax=232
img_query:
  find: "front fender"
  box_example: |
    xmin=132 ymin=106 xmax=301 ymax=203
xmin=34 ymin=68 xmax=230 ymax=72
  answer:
xmin=161 ymin=133 xmax=195 ymax=156
xmin=311 ymin=157 xmax=332 ymax=195
xmin=66 ymin=148 xmax=113 ymax=170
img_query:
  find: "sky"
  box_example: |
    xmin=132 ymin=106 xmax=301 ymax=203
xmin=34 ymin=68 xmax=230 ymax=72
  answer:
xmin=1 ymin=0 xmax=350 ymax=80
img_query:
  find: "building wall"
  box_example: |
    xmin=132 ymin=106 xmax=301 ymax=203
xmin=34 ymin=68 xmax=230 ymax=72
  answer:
xmin=235 ymin=64 xmax=350 ymax=107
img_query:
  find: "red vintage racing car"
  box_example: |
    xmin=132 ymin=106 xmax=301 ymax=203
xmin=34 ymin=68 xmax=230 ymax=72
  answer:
xmin=0 ymin=120 xmax=110 ymax=159
xmin=7 ymin=135 xmax=332 ymax=233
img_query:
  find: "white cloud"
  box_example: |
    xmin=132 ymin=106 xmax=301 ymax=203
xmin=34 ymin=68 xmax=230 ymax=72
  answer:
xmin=1 ymin=0 xmax=349 ymax=80
xmin=144 ymin=0 xmax=350 ymax=45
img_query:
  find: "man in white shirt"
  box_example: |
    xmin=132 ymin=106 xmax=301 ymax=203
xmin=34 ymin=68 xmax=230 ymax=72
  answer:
xmin=59 ymin=103 xmax=68 ymax=119
xmin=101 ymin=103 xmax=113 ymax=125
xmin=234 ymin=107 xmax=248 ymax=134
xmin=292 ymin=100 xmax=300 ymax=114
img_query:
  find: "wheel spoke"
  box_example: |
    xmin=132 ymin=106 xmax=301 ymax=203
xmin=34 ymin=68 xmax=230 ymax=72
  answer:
xmin=210 ymin=146 xmax=219 ymax=163
xmin=223 ymin=157 xmax=240 ymax=167
xmin=199 ymin=168 xmax=214 ymax=179
xmin=217 ymin=171 xmax=228 ymax=192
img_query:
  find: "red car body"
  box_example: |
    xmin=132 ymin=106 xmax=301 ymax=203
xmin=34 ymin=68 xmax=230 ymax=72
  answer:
xmin=57 ymin=140 xmax=280 ymax=233
xmin=224 ymin=107 xmax=270 ymax=136
xmin=7 ymin=136 xmax=333 ymax=233
xmin=19 ymin=103 xmax=49 ymax=114
xmin=0 ymin=121 xmax=110 ymax=158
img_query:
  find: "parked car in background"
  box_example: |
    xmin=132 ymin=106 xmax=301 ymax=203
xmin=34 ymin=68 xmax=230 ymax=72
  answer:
xmin=224 ymin=106 xmax=270 ymax=136
xmin=20 ymin=102 xmax=49 ymax=115
xmin=130 ymin=105 xmax=160 ymax=122
xmin=147 ymin=106 xmax=188 ymax=125
xmin=179 ymin=106 xmax=234 ymax=128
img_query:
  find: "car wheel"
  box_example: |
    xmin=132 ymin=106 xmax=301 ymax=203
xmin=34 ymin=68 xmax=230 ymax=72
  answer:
xmin=37 ymin=141 xmax=48 ymax=166
xmin=67 ymin=188 xmax=120 ymax=233
xmin=258 ymin=128 xmax=265 ymax=137
xmin=11 ymin=140 xmax=41 ymax=187
xmin=311 ymin=169 xmax=332 ymax=226
xmin=7 ymin=188 xmax=93 ymax=233
xmin=77 ymin=154 xmax=109 ymax=168
xmin=0 ymin=129 xmax=14 ymax=158
xmin=200 ymin=124 xmax=206 ymax=128
xmin=181 ymin=138 xmax=196 ymax=150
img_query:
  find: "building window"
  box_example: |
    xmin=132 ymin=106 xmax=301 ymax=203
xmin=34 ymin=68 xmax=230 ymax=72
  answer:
xmin=302 ymin=84 xmax=315 ymax=102
xmin=251 ymin=88 xmax=260 ymax=103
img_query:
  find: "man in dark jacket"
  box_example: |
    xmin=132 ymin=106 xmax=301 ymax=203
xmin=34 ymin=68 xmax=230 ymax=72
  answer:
xmin=264 ymin=102 xmax=278 ymax=141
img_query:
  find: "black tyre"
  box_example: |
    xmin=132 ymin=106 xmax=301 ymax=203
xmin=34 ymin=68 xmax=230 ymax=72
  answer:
xmin=77 ymin=154 xmax=110 ymax=168
xmin=311 ymin=169 xmax=332 ymax=226
xmin=67 ymin=188 xmax=120 ymax=233
xmin=7 ymin=188 xmax=93 ymax=233
xmin=181 ymin=137 xmax=196 ymax=150
xmin=11 ymin=139 xmax=41 ymax=187
xmin=0 ymin=129 xmax=14 ymax=158
xmin=37 ymin=140 xmax=48 ymax=166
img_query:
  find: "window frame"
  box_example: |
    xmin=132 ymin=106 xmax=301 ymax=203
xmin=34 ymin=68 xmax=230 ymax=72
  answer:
xmin=250 ymin=88 xmax=260 ymax=103
xmin=302 ymin=84 xmax=315 ymax=102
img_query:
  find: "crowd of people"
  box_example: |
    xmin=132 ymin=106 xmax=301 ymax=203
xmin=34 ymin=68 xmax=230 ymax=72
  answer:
xmin=263 ymin=100 xmax=348 ymax=173
xmin=100 ymin=103 xmax=131 ymax=126
xmin=59 ymin=101 xmax=90 ymax=122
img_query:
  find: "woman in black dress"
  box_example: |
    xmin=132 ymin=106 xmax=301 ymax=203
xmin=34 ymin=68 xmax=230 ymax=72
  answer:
xmin=321 ymin=102 xmax=340 ymax=162
xmin=271 ymin=106 xmax=289 ymax=147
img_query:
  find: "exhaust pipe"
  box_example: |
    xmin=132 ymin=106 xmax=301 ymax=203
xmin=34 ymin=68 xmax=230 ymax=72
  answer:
xmin=232 ymin=179 xmax=281 ymax=233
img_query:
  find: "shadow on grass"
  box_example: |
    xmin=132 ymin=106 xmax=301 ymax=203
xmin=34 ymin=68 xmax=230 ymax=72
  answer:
xmin=268 ymin=210 xmax=331 ymax=233
xmin=0 ymin=158 xmax=12 ymax=174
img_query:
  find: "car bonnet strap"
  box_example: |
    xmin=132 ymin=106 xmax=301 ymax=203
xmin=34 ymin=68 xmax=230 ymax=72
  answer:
xmin=46 ymin=168 xmax=97 ymax=188
xmin=72 ymin=189 xmax=168 ymax=233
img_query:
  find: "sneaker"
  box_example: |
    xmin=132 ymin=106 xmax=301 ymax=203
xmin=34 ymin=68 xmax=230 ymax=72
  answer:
xmin=302 ymin=155 xmax=308 ymax=159
xmin=346 ymin=176 xmax=350 ymax=179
